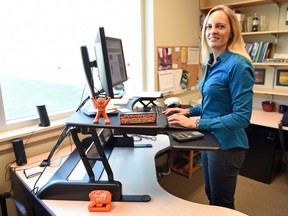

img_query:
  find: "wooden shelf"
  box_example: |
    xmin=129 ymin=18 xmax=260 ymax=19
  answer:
xmin=242 ymin=30 xmax=288 ymax=36
xmin=254 ymin=87 xmax=288 ymax=96
xmin=253 ymin=62 xmax=288 ymax=67
xmin=170 ymin=150 xmax=202 ymax=179
xmin=200 ymin=0 xmax=287 ymax=12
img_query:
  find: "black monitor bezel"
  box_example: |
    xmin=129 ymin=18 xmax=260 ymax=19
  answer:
xmin=95 ymin=27 xmax=128 ymax=98
xmin=80 ymin=46 xmax=97 ymax=99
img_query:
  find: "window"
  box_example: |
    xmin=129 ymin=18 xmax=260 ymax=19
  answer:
xmin=0 ymin=0 xmax=143 ymax=131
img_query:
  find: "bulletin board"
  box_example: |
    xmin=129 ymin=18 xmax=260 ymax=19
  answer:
xmin=157 ymin=46 xmax=200 ymax=93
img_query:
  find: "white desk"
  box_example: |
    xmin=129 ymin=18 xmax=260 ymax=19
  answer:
xmin=12 ymin=134 xmax=247 ymax=216
xmin=251 ymin=108 xmax=287 ymax=130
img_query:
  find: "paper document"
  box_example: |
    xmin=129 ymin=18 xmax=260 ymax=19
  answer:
xmin=110 ymin=98 xmax=129 ymax=105
xmin=187 ymin=47 xmax=200 ymax=65
xmin=158 ymin=69 xmax=183 ymax=93
xmin=158 ymin=70 xmax=174 ymax=93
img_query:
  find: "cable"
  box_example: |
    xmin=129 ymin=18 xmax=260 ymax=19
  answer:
xmin=31 ymin=166 xmax=48 ymax=193
xmin=133 ymin=134 xmax=157 ymax=142
xmin=24 ymin=125 xmax=38 ymax=145
xmin=79 ymin=83 xmax=87 ymax=106
xmin=5 ymin=125 xmax=38 ymax=192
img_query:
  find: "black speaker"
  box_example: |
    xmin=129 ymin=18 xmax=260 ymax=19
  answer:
xmin=36 ymin=105 xmax=50 ymax=127
xmin=12 ymin=138 xmax=27 ymax=166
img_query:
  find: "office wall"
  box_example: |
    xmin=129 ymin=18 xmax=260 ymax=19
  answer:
xmin=154 ymin=0 xmax=200 ymax=46
xmin=153 ymin=0 xmax=202 ymax=104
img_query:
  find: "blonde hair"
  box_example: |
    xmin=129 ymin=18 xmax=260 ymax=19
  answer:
xmin=201 ymin=5 xmax=252 ymax=65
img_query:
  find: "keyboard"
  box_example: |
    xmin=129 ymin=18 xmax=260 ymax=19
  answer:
xmin=151 ymin=106 xmax=187 ymax=130
xmin=151 ymin=105 xmax=166 ymax=114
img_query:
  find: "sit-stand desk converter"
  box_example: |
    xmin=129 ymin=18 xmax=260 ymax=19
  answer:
xmin=36 ymin=96 xmax=220 ymax=203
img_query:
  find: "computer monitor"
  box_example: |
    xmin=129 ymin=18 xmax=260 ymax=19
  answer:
xmin=94 ymin=27 xmax=128 ymax=98
xmin=80 ymin=46 xmax=97 ymax=99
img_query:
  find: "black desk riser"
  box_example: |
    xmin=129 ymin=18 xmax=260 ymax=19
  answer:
xmin=37 ymin=96 xmax=220 ymax=202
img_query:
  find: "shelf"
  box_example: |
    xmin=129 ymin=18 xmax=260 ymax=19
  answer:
xmin=200 ymin=0 xmax=287 ymax=12
xmin=242 ymin=30 xmax=288 ymax=36
xmin=253 ymin=62 xmax=288 ymax=67
xmin=254 ymin=87 xmax=288 ymax=96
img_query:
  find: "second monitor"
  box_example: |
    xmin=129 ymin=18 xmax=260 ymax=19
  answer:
xmin=94 ymin=27 xmax=128 ymax=98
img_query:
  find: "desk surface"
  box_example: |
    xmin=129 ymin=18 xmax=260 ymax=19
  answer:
xmin=12 ymin=134 xmax=246 ymax=216
xmin=65 ymin=109 xmax=166 ymax=130
xmin=68 ymin=96 xmax=167 ymax=131
xmin=66 ymin=108 xmax=221 ymax=151
xmin=251 ymin=108 xmax=288 ymax=130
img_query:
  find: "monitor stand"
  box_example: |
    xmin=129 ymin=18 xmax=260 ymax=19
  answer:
xmin=113 ymin=83 xmax=126 ymax=98
xmin=130 ymin=97 xmax=160 ymax=112
xmin=37 ymin=127 xmax=151 ymax=202
xmin=113 ymin=90 xmax=125 ymax=98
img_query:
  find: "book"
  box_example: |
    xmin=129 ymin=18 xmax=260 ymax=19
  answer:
xmin=263 ymin=42 xmax=273 ymax=59
xmin=245 ymin=42 xmax=254 ymax=56
xmin=255 ymin=41 xmax=264 ymax=62
xmin=250 ymin=42 xmax=260 ymax=62
xmin=257 ymin=42 xmax=267 ymax=62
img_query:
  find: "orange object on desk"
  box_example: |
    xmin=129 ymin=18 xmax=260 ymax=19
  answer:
xmin=88 ymin=190 xmax=112 ymax=212
xmin=91 ymin=97 xmax=111 ymax=124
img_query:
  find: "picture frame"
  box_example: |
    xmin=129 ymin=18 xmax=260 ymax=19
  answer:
xmin=157 ymin=47 xmax=172 ymax=71
xmin=254 ymin=68 xmax=266 ymax=85
xmin=276 ymin=69 xmax=288 ymax=86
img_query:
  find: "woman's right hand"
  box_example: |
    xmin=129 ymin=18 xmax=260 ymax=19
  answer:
xmin=162 ymin=107 xmax=189 ymax=116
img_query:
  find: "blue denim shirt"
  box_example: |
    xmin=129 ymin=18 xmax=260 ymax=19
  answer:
xmin=189 ymin=51 xmax=254 ymax=150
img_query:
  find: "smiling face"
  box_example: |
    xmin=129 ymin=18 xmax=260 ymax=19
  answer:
xmin=205 ymin=10 xmax=232 ymax=57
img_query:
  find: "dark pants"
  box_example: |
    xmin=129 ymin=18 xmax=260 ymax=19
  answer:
xmin=201 ymin=148 xmax=246 ymax=209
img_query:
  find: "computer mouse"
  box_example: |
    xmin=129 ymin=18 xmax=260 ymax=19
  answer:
xmin=167 ymin=102 xmax=182 ymax=108
xmin=164 ymin=97 xmax=182 ymax=108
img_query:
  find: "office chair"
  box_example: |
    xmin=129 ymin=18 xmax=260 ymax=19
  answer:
xmin=0 ymin=192 xmax=27 ymax=216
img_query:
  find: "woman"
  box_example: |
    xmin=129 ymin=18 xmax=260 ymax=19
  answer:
xmin=162 ymin=5 xmax=254 ymax=209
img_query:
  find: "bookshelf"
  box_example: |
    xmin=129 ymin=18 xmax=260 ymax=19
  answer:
xmin=253 ymin=62 xmax=288 ymax=67
xmin=242 ymin=29 xmax=288 ymax=36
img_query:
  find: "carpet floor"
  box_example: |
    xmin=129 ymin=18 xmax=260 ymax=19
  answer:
xmin=158 ymin=168 xmax=288 ymax=216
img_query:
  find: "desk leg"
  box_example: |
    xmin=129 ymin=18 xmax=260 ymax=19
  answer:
xmin=70 ymin=128 xmax=96 ymax=181
xmin=89 ymin=129 xmax=115 ymax=181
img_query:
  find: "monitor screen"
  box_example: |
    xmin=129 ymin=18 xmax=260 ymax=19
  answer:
xmin=95 ymin=27 xmax=128 ymax=98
